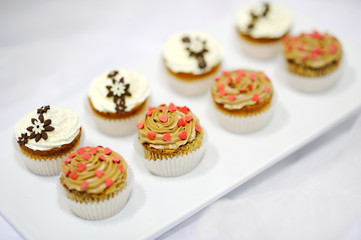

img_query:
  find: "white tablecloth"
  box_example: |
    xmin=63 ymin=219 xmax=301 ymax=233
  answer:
xmin=1 ymin=0 xmax=361 ymax=239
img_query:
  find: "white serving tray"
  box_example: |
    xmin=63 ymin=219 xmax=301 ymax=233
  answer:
xmin=1 ymin=13 xmax=361 ymax=240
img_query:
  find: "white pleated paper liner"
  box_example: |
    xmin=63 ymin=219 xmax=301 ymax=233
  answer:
xmin=281 ymin=58 xmax=345 ymax=93
xmin=85 ymin=97 xmax=150 ymax=136
xmin=134 ymin=130 xmax=208 ymax=177
xmin=13 ymin=132 xmax=84 ymax=176
xmin=58 ymin=167 xmax=133 ymax=220
xmin=168 ymin=73 xmax=216 ymax=96
xmin=239 ymin=38 xmax=282 ymax=59
xmin=214 ymin=104 xmax=274 ymax=134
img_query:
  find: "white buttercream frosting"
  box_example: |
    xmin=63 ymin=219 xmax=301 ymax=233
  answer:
xmin=88 ymin=69 xmax=150 ymax=113
xmin=15 ymin=106 xmax=81 ymax=151
xmin=162 ymin=32 xmax=222 ymax=75
xmin=236 ymin=2 xmax=292 ymax=39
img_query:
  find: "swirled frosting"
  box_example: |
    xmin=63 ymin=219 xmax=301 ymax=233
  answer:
xmin=211 ymin=70 xmax=273 ymax=110
xmin=14 ymin=106 xmax=81 ymax=151
xmin=137 ymin=103 xmax=202 ymax=150
xmin=236 ymin=2 xmax=292 ymax=38
xmin=162 ymin=32 xmax=222 ymax=75
xmin=282 ymin=31 xmax=343 ymax=68
xmin=88 ymin=69 xmax=150 ymax=113
xmin=60 ymin=146 xmax=128 ymax=195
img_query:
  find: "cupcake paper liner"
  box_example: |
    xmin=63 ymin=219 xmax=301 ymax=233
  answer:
xmin=87 ymin=98 xmax=149 ymax=136
xmin=14 ymin=133 xmax=83 ymax=176
xmin=168 ymin=74 xmax=215 ymax=96
xmin=239 ymin=38 xmax=281 ymax=59
xmin=214 ymin=104 xmax=274 ymax=133
xmin=134 ymin=130 xmax=208 ymax=177
xmin=59 ymin=167 xmax=133 ymax=220
xmin=283 ymin=59 xmax=344 ymax=92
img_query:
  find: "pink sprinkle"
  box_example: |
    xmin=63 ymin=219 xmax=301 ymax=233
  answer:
xmin=117 ymin=165 xmax=124 ymax=173
xmin=104 ymin=178 xmax=114 ymax=188
xmin=329 ymin=43 xmax=338 ymax=53
xmin=214 ymin=77 xmax=220 ymax=82
xmin=195 ymin=123 xmax=201 ymax=132
xmin=237 ymin=70 xmax=246 ymax=77
xmin=222 ymin=70 xmax=229 ymax=76
xmin=64 ymin=168 xmax=71 ymax=177
xmin=301 ymin=54 xmax=309 ymax=60
xmin=297 ymin=44 xmax=305 ymax=51
xmin=168 ymin=103 xmax=177 ymax=112
xmin=147 ymin=131 xmax=156 ymax=140
xmin=310 ymin=53 xmax=318 ymax=59
xmin=313 ymin=46 xmax=323 ymax=55
xmin=99 ymin=154 xmax=106 ymax=161
xmin=95 ymin=170 xmax=104 ymax=178
xmin=226 ymin=77 xmax=232 ymax=85
xmin=80 ymin=181 xmax=88 ymax=190
xmin=103 ymin=147 xmax=112 ymax=155
xmin=137 ymin=122 xmax=144 ymax=129
xmin=218 ymin=89 xmax=227 ymax=97
xmin=249 ymin=73 xmax=257 ymax=82
xmin=90 ymin=147 xmax=98 ymax=155
xmin=217 ymin=83 xmax=224 ymax=90
xmin=162 ymin=133 xmax=171 ymax=142
xmin=68 ymin=153 xmax=76 ymax=158
xmin=228 ymin=95 xmax=236 ymax=102
xmin=82 ymin=152 xmax=91 ymax=161
xmin=263 ymin=87 xmax=271 ymax=92
xmin=112 ymin=156 xmax=121 ymax=163
xmin=159 ymin=115 xmax=168 ymax=123
xmin=248 ymin=83 xmax=253 ymax=91
xmin=235 ymin=76 xmax=241 ymax=83
xmin=185 ymin=115 xmax=193 ymax=122
xmin=239 ymin=88 xmax=247 ymax=93
xmin=146 ymin=110 xmax=153 ymax=116
xmin=292 ymin=37 xmax=298 ymax=42
xmin=62 ymin=158 xmax=71 ymax=163
xmin=178 ymin=130 xmax=187 ymax=140
xmin=286 ymin=45 xmax=292 ymax=51
xmin=178 ymin=106 xmax=188 ymax=115
xmin=77 ymin=148 xmax=85 ymax=155
xmin=70 ymin=170 xmax=78 ymax=180
xmin=178 ymin=118 xmax=186 ymax=127
xmin=148 ymin=107 xmax=156 ymax=112
xmin=252 ymin=94 xmax=260 ymax=102
xmin=77 ymin=163 xmax=86 ymax=172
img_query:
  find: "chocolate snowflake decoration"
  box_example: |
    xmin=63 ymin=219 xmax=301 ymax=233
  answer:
xmin=37 ymin=105 xmax=50 ymax=114
xmin=182 ymin=36 xmax=209 ymax=69
xmin=17 ymin=133 xmax=29 ymax=146
xmin=247 ymin=2 xmax=270 ymax=32
xmin=106 ymin=71 xmax=132 ymax=113
xmin=26 ymin=113 xmax=55 ymax=142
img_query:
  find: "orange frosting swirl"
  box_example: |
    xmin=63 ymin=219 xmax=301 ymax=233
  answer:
xmin=211 ymin=69 xmax=273 ymax=110
xmin=282 ymin=31 xmax=343 ymax=68
xmin=137 ymin=103 xmax=202 ymax=150
xmin=60 ymin=146 xmax=128 ymax=195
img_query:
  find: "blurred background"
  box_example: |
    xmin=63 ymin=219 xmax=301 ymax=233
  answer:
xmin=1 ymin=0 xmax=361 ymax=239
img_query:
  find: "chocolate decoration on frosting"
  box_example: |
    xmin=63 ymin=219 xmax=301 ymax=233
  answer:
xmin=247 ymin=2 xmax=271 ymax=33
xmin=106 ymin=72 xmax=131 ymax=113
xmin=17 ymin=105 xmax=55 ymax=144
xmin=181 ymin=35 xmax=209 ymax=69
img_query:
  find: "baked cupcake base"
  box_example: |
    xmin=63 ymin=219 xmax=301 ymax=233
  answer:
xmin=283 ymin=60 xmax=344 ymax=92
xmin=239 ymin=37 xmax=282 ymax=59
xmin=168 ymin=75 xmax=215 ymax=96
xmin=214 ymin=103 xmax=274 ymax=133
xmin=87 ymin=98 xmax=149 ymax=136
xmin=135 ymin=130 xmax=208 ymax=177
xmin=14 ymin=131 xmax=82 ymax=176
xmin=59 ymin=167 xmax=133 ymax=220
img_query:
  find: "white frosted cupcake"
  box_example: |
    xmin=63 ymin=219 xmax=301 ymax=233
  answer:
xmin=211 ymin=70 xmax=274 ymax=133
xmin=88 ymin=69 xmax=150 ymax=136
xmin=59 ymin=146 xmax=132 ymax=220
xmin=136 ymin=103 xmax=206 ymax=177
xmin=236 ymin=2 xmax=292 ymax=59
xmin=14 ymin=105 xmax=82 ymax=176
xmin=162 ymin=32 xmax=222 ymax=96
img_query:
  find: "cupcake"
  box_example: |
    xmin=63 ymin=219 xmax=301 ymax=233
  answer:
xmin=211 ymin=70 xmax=274 ymax=133
xmin=162 ymin=32 xmax=222 ymax=96
xmin=282 ymin=31 xmax=343 ymax=92
xmin=236 ymin=2 xmax=292 ymax=59
xmin=88 ymin=69 xmax=150 ymax=136
xmin=59 ymin=146 xmax=132 ymax=220
xmin=136 ymin=103 xmax=206 ymax=177
xmin=14 ymin=105 xmax=82 ymax=176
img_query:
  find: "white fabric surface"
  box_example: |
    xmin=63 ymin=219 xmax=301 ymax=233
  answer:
xmin=1 ymin=0 xmax=361 ymax=239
